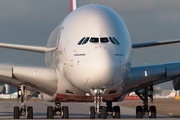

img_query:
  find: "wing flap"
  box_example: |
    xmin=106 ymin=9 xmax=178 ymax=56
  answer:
xmin=132 ymin=39 xmax=180 ymax=49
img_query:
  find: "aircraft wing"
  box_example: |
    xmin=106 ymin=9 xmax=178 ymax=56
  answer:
xmin=124 ymin=62 xmax=180 ymax=94
xmin=132 ymin=39 xmax=180 ymax=49
xmin=0 ymin=43 xmax=57 ymax=53
xmin=0 ymin=63 xmax=58 ymax=96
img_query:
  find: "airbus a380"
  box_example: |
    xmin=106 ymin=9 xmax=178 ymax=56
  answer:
xmin=1 ymin=0 xmax=180 ymax=119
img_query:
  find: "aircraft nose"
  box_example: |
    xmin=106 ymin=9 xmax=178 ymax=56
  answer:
xmin=86 ymin=47 xmax=121 ymax=87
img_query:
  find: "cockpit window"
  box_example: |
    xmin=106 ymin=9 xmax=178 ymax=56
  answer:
xmin=82 ymin=37 xmax=89 ymax=45
xmin=78 ymin=37 xmax=118 ymax=45
xmin=90 ymin=38 xmax=99 ymax=43
xmin=77 ymin=37 xmax=85 ymax=45
xmin=109 ymin=37 xmax=116 ymax=45
xmin=100 ymin=38 xmax=109 ymax=43
xmin=113 ymin=37 xmax=120 ymax=45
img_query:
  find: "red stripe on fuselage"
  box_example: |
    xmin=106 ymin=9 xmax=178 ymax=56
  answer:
xmin=55 ymin=93 xmax=122 ymax=102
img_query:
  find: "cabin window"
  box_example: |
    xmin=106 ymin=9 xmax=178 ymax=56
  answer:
xmin=82 ymin=37 xmax=90 ymax=45
xmin=113 ymin=37 xmax=120 ymax=45
xmin=100 ymin=38 xmax=109 ymax=43
xmin=109 ymin=37 xmax=116 ymax=45
xmin=77 ymin=37 xmax=85 ymax=45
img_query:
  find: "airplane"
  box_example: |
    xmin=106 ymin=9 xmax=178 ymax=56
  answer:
xmin=0 ymin=92 xmax=18 ymax=99
xmin=154 ymin=89 xmax=176 ymax=98
xmin=1 ymin=0 xmax=180 ymax=119
xmin=126 ymin=89 xmax=176 ymax=99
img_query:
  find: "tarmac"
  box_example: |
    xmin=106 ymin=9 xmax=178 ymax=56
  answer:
xmin=0 ymin=100 xmax=179 ymax=120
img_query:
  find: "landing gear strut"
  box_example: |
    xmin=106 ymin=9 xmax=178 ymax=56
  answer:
xmin=90 ymin=88 xmax=106 ymax=119
xmin=14 ymin=84 xmax=36 ymax=119
xmin=89 ymin=88 xmax=120 ymax=119
xmin=47 ymin=101 xmax=69 ymax=119
xmin=135 ymin=86 xmax=156 ymax=118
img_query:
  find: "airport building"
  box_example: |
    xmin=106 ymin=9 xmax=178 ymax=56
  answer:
xmin=154 ymin=86 xmax=173 ymax=97
xmin=0 ymin=83 xmax=16 ymax=94
xmin=0 ymin=83 xmax=3 ymax=93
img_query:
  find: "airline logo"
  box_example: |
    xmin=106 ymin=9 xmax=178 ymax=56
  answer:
xmin=169 ymin=91 xmax=176 ymax=98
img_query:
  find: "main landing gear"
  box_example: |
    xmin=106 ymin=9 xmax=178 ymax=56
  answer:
xmin=14 ymin=84 xmax=36 ymax=119
xmin=89 ymin=88 xmax=120 ymax=119
xmin=47 ymin=101 xmax=69 ymax=119
xmin=135 ymin=86 xmax=156 ymax=118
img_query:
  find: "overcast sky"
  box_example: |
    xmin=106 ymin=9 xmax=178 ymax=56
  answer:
xmin=1 ymin=0 xmax=180 ymax=89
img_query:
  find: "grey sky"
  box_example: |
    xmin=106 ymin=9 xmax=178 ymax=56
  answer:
xmin=1 ymin=0 xmax=180 ymax=89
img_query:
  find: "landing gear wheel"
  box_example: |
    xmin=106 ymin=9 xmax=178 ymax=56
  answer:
xmin=27 ymin=106 xmax=33 ymax=119
xmin=14 ymin=106 xmax=20 ymax=119
xmin=101 ymin=106 xmax=107 ymax=119
xmin=15 ymin=85 xmax=37 ymax=118
xmin=149 ymin=106 xmax=156 ymax=118
xmin=47 ymin=106 xmax=54 ymax=119
xmin=90 ymin=106 xmax=95 ymax=119
xmin=62 ymin=106 xmax=69 ymax=119
xmin=136 ymin=106 xmax=143 ymax=118
xmin=113 ymin=106 xmax=120 ymax=118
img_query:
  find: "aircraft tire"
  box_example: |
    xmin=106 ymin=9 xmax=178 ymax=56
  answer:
xmin=113 ymin=106 xmax=120 ymax=118
xmin=136 ymin=106 xmax=143 ymax=118
xmin=101 ymin=106 xmax=107 ymax=119
xmin=90 ymin=106 xmax=95 ymax=119
xmin=14 ymin=106 xmax=20 ymax=119
xmin=62 ymin=106 xmax=69 ymax=119
xmin=149 ymin=106 xmax=156 ymax=118
xmin=27 ymin=106 xmax=33 ymax=119
xmin=47 ymin=106 xmax=53 ymax=119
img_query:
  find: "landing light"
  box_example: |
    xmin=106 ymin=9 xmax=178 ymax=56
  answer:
xmin=94 ymin=90 xmax=97 ymax=93
xmin=90 ymin=88 xmax=106 ymax=96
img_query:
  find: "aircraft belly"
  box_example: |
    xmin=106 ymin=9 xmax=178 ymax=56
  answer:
xmin=42 ymin=67 xmax=124 ymax=102
xmin=55 ymin=93 xmax=122 ymax=102
xmin=54 ymin=72 xmax=124 ymax=102
xmin=55 ymin=85 xmax=123 ymax=102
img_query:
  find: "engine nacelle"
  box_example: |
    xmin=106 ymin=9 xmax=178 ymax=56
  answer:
xmin=172 ymin=77 xmax=180 ymax=90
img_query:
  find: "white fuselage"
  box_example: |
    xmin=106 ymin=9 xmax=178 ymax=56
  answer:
xmin=44 ymin=5 xmax=132 ymax=102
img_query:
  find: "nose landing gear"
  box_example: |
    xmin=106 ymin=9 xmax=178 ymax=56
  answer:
xmin=89 ymin=88 xmax=120 ymax=119
xmin=90 ymin=88 xmax=106 ymax=119
xmin=135 ymin=86 xmax=156 ymax=118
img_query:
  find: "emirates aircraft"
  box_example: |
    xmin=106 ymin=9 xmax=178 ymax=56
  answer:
xmin=1 ymin=0 xmax=180 ymax=119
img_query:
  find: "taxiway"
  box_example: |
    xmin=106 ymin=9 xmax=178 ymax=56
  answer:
xmin=0 ymin=100 xmax=178 ymax=120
